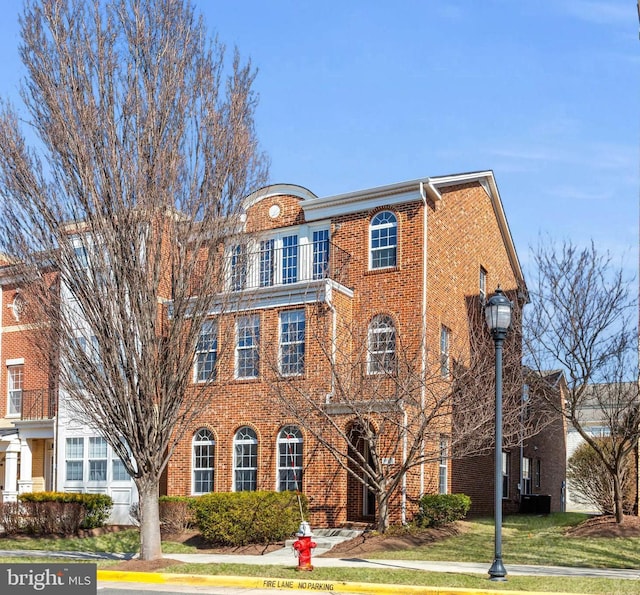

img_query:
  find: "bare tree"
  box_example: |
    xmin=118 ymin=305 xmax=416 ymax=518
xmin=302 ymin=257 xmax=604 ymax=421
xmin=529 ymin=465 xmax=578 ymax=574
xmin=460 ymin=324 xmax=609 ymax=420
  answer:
xmin=524 ymin=240 xmax=639 ymax=523
xmin=265 ymin=297 xmax=545 ymax=533
xmin=0 ymin=0 xmax=267 ymax=559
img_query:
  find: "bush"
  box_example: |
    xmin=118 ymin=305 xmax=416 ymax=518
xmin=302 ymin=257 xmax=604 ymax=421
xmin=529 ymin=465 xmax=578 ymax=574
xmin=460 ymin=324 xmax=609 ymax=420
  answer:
xmin=192 ymin=491 xmax=307 ymax=546
xmin=415 ymin=493 xmax=471 ymax=528
xmin=18 ymin=492 xmax=113 ymax=533
xmin=568 ymin=440 xmax=636 ymax=515
xmin=0 ymin=501 xmax=22 ymax=535
xmin=159 ymin=496 xmax=197 ymax=534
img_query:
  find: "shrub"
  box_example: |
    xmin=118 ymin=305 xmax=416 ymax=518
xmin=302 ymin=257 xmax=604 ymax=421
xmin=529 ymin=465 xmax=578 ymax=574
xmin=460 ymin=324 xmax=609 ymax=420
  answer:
xmin=0 ymin=501 xmax=23 ymax=535
xmin=192 ymin=491 xmax=307 ymax=546
xmin=415 ymin=493 xmax=471 ymax=527
xmin=568 ymin=439 xmax=636 ymax=515
xmin=18 ymin=492 xmax=113 ymax=533
xmin=159 ymin=496 xmax=197 ymax=534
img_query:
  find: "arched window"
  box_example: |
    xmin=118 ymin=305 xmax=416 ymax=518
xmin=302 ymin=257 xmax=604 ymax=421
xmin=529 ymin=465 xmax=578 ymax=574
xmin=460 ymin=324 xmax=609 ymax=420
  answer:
xmin=277 ymin=426 xmax=303 ymax=492
xmin=370 ymin=211 xmax=397 ymax=269
xmin=192 ymin=428 xmax=215 ymax=494
xmin=367 ymin=315 xmax=396 ymax=374
xmin=234 ymin=426 xmax=257 ymax=491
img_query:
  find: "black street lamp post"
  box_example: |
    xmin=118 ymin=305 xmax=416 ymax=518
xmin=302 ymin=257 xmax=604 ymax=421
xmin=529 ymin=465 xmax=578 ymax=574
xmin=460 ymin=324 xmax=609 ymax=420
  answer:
xmin=484 ymin=287 xmax=513 ymax=582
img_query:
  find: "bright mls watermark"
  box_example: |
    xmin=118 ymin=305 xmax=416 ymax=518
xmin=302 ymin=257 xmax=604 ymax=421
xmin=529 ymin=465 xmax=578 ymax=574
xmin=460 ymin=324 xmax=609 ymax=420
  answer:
xmin=0 ymin=563 xmax=96 ymax=593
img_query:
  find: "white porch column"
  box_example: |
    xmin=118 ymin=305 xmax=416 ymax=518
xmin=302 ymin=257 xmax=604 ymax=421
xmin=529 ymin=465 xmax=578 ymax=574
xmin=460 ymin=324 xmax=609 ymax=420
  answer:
xmin=3 ymin=447 xmax=19 ymax=502
xmin=18 ymin=439 xmax=33 ymax=494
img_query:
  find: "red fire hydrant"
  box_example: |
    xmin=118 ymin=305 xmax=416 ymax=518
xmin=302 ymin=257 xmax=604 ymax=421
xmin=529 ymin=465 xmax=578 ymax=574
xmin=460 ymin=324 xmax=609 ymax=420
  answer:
xmin=292 ymin=521 xmax=316 ymax=571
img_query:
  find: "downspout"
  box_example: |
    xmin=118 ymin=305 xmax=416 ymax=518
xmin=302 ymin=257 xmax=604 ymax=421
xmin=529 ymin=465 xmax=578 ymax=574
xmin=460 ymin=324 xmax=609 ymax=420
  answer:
xmin=418 ymin=182 xmax=429 ymax=501
xmin=324 ymin=283 xmax=337 ymax=403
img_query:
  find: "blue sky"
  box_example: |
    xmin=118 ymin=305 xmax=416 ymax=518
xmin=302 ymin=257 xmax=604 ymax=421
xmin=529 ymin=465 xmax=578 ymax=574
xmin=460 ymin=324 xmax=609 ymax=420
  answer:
xmin=0 ymin=1 xmax=637 ymax=281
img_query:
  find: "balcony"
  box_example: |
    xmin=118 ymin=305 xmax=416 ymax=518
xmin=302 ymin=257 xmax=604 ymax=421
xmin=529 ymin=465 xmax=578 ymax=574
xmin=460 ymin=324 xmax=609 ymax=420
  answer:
xmin=188 ymin=240 xmax=353 ymax=310
xmin=227 ymin=240 xmax=351 ymax=292
xmin=20 ymin=389 xmax=57 ymax=421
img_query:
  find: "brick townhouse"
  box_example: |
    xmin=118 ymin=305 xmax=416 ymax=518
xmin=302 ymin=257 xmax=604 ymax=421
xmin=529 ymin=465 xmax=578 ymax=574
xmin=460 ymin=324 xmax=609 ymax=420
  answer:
xmin=0 ymin=170 xmax=566 ymax=526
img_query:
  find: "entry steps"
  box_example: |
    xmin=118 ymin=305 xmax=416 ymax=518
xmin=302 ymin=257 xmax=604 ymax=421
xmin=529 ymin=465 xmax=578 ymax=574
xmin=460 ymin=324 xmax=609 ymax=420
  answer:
xmin=284 ymin=527 xmax=363 ymax=555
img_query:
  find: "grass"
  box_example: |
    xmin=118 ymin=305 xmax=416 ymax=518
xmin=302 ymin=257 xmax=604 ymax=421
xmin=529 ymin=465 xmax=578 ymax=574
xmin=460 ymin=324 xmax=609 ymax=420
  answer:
xmin=370 ymin=513 xmax=640 ymax=570
xmin=2 ymin=514 xmax=640 ymax=594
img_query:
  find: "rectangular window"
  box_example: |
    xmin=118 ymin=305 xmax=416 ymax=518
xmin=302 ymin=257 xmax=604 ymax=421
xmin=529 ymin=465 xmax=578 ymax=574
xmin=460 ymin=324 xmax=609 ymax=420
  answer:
xmin=502 ymin=451 xmax=510 ymax=499
xmin=479 ymin=267 xmax=487 ymax=302
xmin=279 ymin=310 xmax=305 ymax=376
xmin=193 ymin=444 xmax=215 ymax=494
xmin=440 ymin=326 xmax=450 ymax=378
xmin=112 ymin=459 xmax=130 ymax=481
xmin=231 ymin=244 xmax=247 ymax=291
xmin=535 ymin=459 xmax=541 ymax=489
xmin=522 ymin=456 xmax=532 ymax=494
xmin=195 ymin=320 xmax=218 ymax=382
xmin=89 ymin=437 xmax=107 ymax=481
xmin=312 ymin=230 xmax=330 ymax=280
xmin=282 ymin=235 xmax=298 ymax=284
xmin=65 ymin=437 xmax=84 ymax=481
xmin=74 ymin=245 xmax=89 ymax=269
xmin=7 ymin=364 xmax=23 ymax=416
xmin=438 ymin=436 xmax=449 ymax=495
xmin=259 ymin=239 xmax=275 ymax=287
xmin=236 ymin=315 xmax=260 ymax=379
xmin=278 ymin=435 xmax=303 ymax=492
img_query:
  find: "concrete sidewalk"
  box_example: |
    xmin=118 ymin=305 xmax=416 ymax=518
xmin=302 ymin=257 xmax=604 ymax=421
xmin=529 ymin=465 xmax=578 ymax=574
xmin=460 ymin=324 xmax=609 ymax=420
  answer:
xmin=168 ymin=547 xmax=640 ymax=580
xmin=2 ymin=545 xmax=640 ymax=579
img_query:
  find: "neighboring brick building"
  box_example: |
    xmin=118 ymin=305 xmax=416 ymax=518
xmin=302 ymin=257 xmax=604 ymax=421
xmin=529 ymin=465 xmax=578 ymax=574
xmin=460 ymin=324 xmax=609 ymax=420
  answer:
xmin=0 ymin=170 xmax=566 ymax=527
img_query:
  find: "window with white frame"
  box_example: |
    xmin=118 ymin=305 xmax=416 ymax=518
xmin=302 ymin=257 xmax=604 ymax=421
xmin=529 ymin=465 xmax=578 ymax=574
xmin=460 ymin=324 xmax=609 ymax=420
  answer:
xmin=502 ymin=451 xmax=510 ymax=498
xmin=522 ymin=456 xmax=532 ymax=494
xmin=479 ymin=267 xmax=487 ymax=302
xmin=282 ymin=234 xmax=299 ymax=284
xmin=74 ymin=244 xmax=89 ymax=269
xmin=312 ymin=229 xmax=330 ymax=279
xmin=195 ymin=320 xmax=217 ymax=382
xmin=112 ymin=457 xmax=130 ymax=481
xmin=438 ymin=436 xmax=449 ymax=494
xmin=65 ymin=436 xmax=131 ymax=483
xmin=236 ymin=315 xmax=260 ymax=379
xmin=7 ymin=364 xmax=23 ymax=416
xmin=279 ymin=310 xmax=305 ymax=376
xmin=193 ymin=428 xmax=215 ymax=494
xmin=370 ymin=211 xmax=397 ymax=269
xmin=367 ymin=315 xmax=396 ymax=374
xmin=230 ymin=244 xmax=247 ymax=291
xmin=278 ymin=426 xmax=303 ymax=492
xmin=440 ymin=326 xmax=451 ymax=378
xmin=89 ymin=437 xmax=108 ymax=481
xmin=65 ymin=437 xmax=84 ymax=481
xmin=234 ymin=426 xmax=257 ymax=491
xmin=259 ymin=239 xmax=275 ymax=287
xmin=10 ymin=293 xmax=25 ymax=321
xmin=227 ymin=226 xmax=329 ymax=290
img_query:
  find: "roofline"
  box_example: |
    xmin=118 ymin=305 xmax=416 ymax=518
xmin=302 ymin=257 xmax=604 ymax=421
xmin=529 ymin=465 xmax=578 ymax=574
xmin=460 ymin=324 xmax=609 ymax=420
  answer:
xmin=242 ymin=184 xmax=318 ymax=210
xmin=300 ymin=171 xmax=527 ymax=298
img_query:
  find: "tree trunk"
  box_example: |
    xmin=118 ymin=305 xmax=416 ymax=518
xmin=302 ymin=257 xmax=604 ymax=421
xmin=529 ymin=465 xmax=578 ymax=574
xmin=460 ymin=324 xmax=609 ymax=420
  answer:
xmin=376 ymin=492 xmax=390 ymax=533
xmin=137 ymin=481 xmax=162 ymax=560
xmin=613 ymin=471 xmax=625 ymax=524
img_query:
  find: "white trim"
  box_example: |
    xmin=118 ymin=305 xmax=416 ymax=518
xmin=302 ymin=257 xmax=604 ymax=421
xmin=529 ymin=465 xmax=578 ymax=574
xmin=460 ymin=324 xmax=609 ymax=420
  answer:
xmin=243 ymin=184 xmax=317 ymax=210
xmin=6 ymin=358 xmax=24 ymax=366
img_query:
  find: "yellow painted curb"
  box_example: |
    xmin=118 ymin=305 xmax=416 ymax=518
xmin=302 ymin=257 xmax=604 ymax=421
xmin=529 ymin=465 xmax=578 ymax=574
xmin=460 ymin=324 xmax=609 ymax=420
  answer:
xmin=98 ymin=570 xmax=576 ymax=595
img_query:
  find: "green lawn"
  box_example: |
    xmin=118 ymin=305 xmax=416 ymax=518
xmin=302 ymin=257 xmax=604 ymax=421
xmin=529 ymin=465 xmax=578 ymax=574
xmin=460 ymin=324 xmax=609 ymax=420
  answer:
xmin=2 ymin=513 xmax=640 ymax=594
xmin=368 ymin=513 xmax=640 ymax=569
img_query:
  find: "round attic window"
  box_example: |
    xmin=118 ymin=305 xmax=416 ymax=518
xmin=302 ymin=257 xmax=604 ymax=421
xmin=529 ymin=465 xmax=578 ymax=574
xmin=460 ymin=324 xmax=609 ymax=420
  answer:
xmin=268 ymin=204 xmax=281 ymax=219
